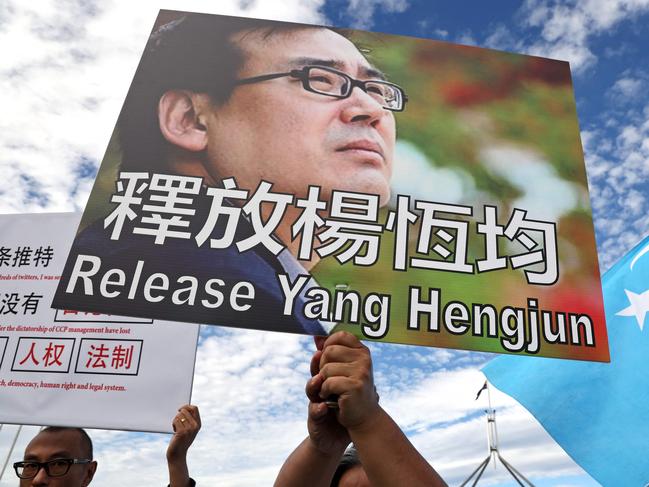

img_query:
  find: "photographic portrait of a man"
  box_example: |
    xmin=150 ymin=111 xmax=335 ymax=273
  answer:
xmin=54 ymin=12 xmax=403 ymax=336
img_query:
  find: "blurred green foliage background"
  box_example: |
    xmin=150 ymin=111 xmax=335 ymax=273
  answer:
xmin=314 ymin=31 xmax=604 ymax=359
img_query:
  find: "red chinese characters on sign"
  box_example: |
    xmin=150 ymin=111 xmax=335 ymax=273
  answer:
xmin=76 ymin=339 xmax=142 ymax=375
xmin=85 ymin=343 xmax=110 ymax=369
xmin=42 ymin=342 xmax=66 ymax=367
xmin=111 ymin=344 xmax=135 ymax=369
xmin=12 ymin=338 xmax=75 ymax=373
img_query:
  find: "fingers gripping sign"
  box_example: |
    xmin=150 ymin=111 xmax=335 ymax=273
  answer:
xmin=306 ymin=372 xmax=351 ymax=456
xmin=309 ymin=337 xmax=340 ymax=409
xmin=277 ymin=332 xmax=446 ymax=487
xmin=311 ymin=332 xmax=381 ymax=433
xmin=169 ymin=404 xmax=202 ymax=459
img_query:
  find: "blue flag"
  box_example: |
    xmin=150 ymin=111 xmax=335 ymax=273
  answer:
xmin=483 ymin=236 xmax=649 ymax=487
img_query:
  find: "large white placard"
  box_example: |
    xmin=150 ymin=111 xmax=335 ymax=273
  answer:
xmin=0 ymin=212 xmax=199 ymax=433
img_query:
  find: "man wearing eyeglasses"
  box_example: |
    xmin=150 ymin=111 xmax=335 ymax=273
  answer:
xmin=13 ymin=427 xmax=97 ymax=487
xmin=14 ymin=404 xmax=200 ymax=486
xmin=59 ymin=12 xmax=406 ymax=336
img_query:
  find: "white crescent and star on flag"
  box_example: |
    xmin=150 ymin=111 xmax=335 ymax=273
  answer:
xmin=615 ymin=242 xmax=649 ymax=331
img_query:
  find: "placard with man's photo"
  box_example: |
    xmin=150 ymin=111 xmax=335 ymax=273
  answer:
xmin=53 ymin=10 xmax=608 ymax=361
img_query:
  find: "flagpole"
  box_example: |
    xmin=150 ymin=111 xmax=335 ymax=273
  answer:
xmin=499 ymin=454 xmax=535 ymax=486
xmin=461 ymin=381 xmax=536 ymax=486
xmin=0 ymin=424 xmax=22 ymax=482
xmin=459 ymin=456 xmax=491 ymax=487
xmin=486 ymin=383 xmax=498 ymax=468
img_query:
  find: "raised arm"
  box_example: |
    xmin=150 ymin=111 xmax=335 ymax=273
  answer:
xmin=167 ymin=404 xmax=201 ymax=487
xmin=317 ymin=332 xmax=447 ymax=487
xmin=274 ymin=336 xmax=351 ymax=487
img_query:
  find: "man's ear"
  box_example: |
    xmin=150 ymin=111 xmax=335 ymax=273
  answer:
xmin=83 ymin=460 xmax=97 ymax=486
xmin=158 ymin=90 xmax=209 ymax=152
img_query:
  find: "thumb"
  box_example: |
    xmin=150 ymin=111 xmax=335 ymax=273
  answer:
xmin=309 ymin=401 xmax=329 ymax=422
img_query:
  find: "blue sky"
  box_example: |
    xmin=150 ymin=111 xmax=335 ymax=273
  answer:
xmin=1 ymin=0 xmax=648 ymax=485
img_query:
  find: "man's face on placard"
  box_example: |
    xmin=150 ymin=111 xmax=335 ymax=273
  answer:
xmin=201 ymin=27 xmax=397 ymax=205
xmin=19 ymin=429 xmax=96 ymax=487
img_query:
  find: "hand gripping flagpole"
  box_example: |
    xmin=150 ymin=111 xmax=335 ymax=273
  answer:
xmin=460 ymin=381 xmax=535 ymax=487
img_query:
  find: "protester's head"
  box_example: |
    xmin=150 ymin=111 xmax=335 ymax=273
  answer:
xmin=15 ymin=427 xmax=97 ymax=487
xmin=331 ymin=446 xmax=370 ymax=487
xmin=119 ymin=12 xmax=403 ymax=205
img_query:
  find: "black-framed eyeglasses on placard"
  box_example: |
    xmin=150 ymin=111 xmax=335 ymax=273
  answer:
xmin=235 ymin=65 xmax=408 ymax=112
xmin=13 ymin=458 xmax=92 ymax=479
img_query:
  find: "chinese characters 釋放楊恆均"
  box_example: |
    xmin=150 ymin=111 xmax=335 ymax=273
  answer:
xmin=103 ymin=172 xmax=559 ymax=286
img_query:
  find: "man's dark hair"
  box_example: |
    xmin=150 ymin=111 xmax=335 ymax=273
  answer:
xmin=330 ymin=446 xmax=361 ymax=487
xmin=118 ymin=11 xmax=338 ymax=171
xmin=40 ymin=426 xmax=94 ymax=460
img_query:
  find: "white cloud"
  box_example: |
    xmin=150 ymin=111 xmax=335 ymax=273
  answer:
xmin=580 ymin=71 xmax=649 ymax=270
xmin=484 ymin=24 xmax=516 ymax=50
xmin=434 ymin=28 xmax=449 ymax=39
xmin=517 ymin=0 xmax=649 ymax=72
xmin=414 ymin=19 xmax=449 ymax=39
xmin=612 ymin=76 xmax=645 ymax=98
xmin=621 ymin=189 xmax=646 ymax=215
xmin=456 ymin=29 xmax=478 ymax=46
xmin=343 ymin=0 xmax=409 ymax=29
